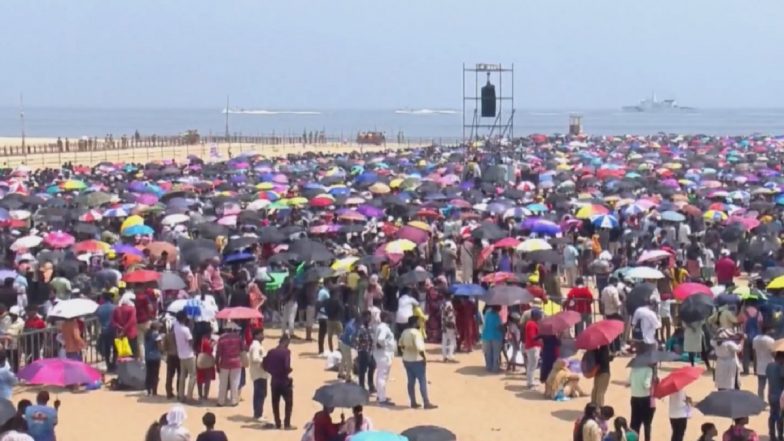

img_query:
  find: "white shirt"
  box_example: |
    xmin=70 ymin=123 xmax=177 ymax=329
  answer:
xmin=668 ymin=390 xmax=690 ymax=419
xmin=373 ymin=322 xmax=395 ymax=364
xmin=632 ymin=306 xmax=661 ymax=345
xmin=753 ymin=335 xmax=775 ymax=374
xmin=160 ymin=425 xmax=190 ymax=441
xmin=659 ymin=299 xmax=674 ymax=319
xmin=193 ymin=295 xmax=218 ymax=322
xmin=395 ymin=295 xmax=419 ymax=324
xmin=248 ymin=340 xmax=268 ymax=380
xmin=601 ymin=285 xmax=621 ymax=316
xmin=173 ymin=322 xmax=195 ymax=359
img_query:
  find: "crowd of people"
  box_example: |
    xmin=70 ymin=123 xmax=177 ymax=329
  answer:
xmin=0 ymin=135 xmax=779 ymax=441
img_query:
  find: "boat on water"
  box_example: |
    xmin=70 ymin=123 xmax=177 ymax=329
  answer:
xmin=622 ymin=93 xmax=695 ymax=112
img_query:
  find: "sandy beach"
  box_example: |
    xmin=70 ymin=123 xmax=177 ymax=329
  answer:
xmin=9 ymin=325 xmax=768 ymax=441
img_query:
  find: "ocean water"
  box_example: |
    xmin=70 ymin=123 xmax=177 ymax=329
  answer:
xmin=1 ymin=107 xmax=783 ymax=141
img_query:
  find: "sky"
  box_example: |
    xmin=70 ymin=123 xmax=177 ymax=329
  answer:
xmin=1 ymin=0 xmax=783 ymax=110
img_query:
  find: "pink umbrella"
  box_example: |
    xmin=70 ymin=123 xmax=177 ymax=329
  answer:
xmin=637 ymin=249 xmax=672 ymax=264
xmin=217 ymin=215 xmax=237 ymax=227
xmin=216 ymin=306 xmax=262 ymax=320
xmin=19 ymin=358 xmax=101 ymax=386
xmin=135 ymin=193 xmax=159 ymax=205
xmin=397 ymin=225 xmax=429 ymax=244
xmin=43 ymin=231 xmax=75 ymax=249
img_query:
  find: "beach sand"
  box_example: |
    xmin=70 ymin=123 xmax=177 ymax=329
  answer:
xmin=0 ymin=138 xmax=415 ymax=169
xmin=11 ymin=327 xmax=769 ymax=441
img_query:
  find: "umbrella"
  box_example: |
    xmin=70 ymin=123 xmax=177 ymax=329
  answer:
xmin=484 ymin=284 xmax=533 ymax=306
xmin=626 ymin=283 xmax=656 ymax=313
xmin=312 ymin=383 xmax=369 ymax=408
xmin=43 ymin=231 xmax=75 ymax=249
xmin=122 ymin=224 xmax=154 ymax=236
xmin=449 ymin=284 xmax=486 ymax=297
xmin=159 ymin=271 xmax=186 ymax=291
xmin=679 ymin=294 xmax=714 ymax=322
xmin=11 ymin=235 xmax=42 ymax=251
xmin=18 ymin=358 xmax=101 ymax=386
xmin=538 ymin=310 xmax=581 ymax=336
xmin=591 ymin=214 xmax=619 ymax=229
xmin=673 ymin=282 xmax=713 ymax=301
xmin=660 ymin=210 xmax=686 ymax=222
xmin=626 ymin=349 xmax=680 ymax=367
xmin=216 ymin=307 xmax=262 ymax=320
xmin=47 ymin=298 xmax=99 ymax=319
xmin=400 ymin=426 xmax=457 ymax=441
xmin=471 ymin=223 xmax=506 ymax=241
xmin=223 ymin=252 xmax=255 ymax=265
xmin=397 ymin=226 xmax=430 ymax=244
xmin=0 ymin=399 xmax=15 ymax=426
xmin=258 ymin=226 xmax=286 ymax=244
xmin=575 ymin=319 xmax=624 ymax=350
xmin=290 ymin=239 xmax=334 ymax=262
xmin=123 ymin=269 xmax=161 ymax=284
xmin=761 ymin=267 xmax=784 ymax=282
xmin=695 ymin=390 xmax=765 ymax=419
xmin=398 ymin=269 xmax=431 ymax=287
xmin=350 ymin=432 xmax=407 ymax=441
xmin=654 ymin=366 xmax=705 ymax=399
xmin=304 ymin=266 xmax=336 ymax=283
xmin=516 ymin=238 xmax=552 ymax=252
xmin=626 ymin=266 xmax=664 ymax=280
xmin=636 ymin=250 xmax=672 ymax=264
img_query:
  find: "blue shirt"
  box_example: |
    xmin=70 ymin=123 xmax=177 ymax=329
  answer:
xmin=145 ymin=330 xmax=162 ymax=361
xmin=563 ymin=245 xmax=579 ymax=268
xmin=317 ymin=287 xmax=330 ymax=319
xmin=95 ymin=302 xmax=116 ymax=332
xmin=340 ymin=319 xmax=357 ymax=346
xmin=481 ymin=310 xmax=503 ymax=342
xmin=25 ymin=405 xmax=58 ymax=441
xmin=498 ymin=255 xmax=512 ymax=272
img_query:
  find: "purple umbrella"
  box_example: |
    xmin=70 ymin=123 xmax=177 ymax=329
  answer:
xmin=135 ymin=193 xmax=159 ymax=205
xmin=397 ymin=226 xmax=430 ymax=244
xmin=357 ymin=204 xmax=384 ymax=219
xmin=272 ymin=173 xmax=289 ymax=184
xmin=532 ymin=219 xmax=562 ymax=236
xmin=113 ymin=244 xmax=144 ymax=256
xmin=18 ymin=358 xmax=101 ymax=387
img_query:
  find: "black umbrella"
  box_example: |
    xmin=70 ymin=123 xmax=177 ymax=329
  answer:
xmin=195 ymin=223 xmax=229 ymax=240
xmin=258 ymin=226 xmax=285 ymax=244
xmin=528 ymin=249 xmax=563 ymax=264
xmin=290 ymin=239 xmax=333 ymax=262
xmin=268 ymin=252 xmax=299 ymax=264
xmin=626 ymin=349 xmax=680 ymax=367
xmin=398 ymin=269 xmax=432 ymax=287
xmin=159 ymin=271 xmax=186 ymax=291
xmin=401 ymin=426 xmax=457 ymax=441
xmin=304 ymin=266 xmax=335 ymax=283
xmin=679 ymin=294 xmax=714 ymax=322
xmin=312 ymin=383 xmax=369 ymax=408
xmin=626 ymin=283 xmax=656 ymax=313
xmin=761 ymin=266 xmax=784 ymax=282
xmin=695 ymin=390 xmax=765 ymax=419
xmin=471 ymin=223 xmax=506 ymax=241
xmin=0 ymin=399 xmax=16 ymax=426
xmin=747 ymin=236 xmax=780 ymax=259
xmin=72 ymin=222 xmax=100 ymax=236
xmin=720 ymin=226 xmax=744 ymax=242
xmin=181 ymin=246 xmax=219 ymax=267
xmin=225 ymin=236 xmax=257 ymax=252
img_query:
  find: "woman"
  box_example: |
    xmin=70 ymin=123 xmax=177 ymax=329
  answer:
xmin=455 ymin=297 xmax=478 ymax=353
xmin=196 ymin=329 xmax=216 ymax=401
xmin=539 ymin=332 xmax=562 ymax=384
xmin=247 ymin=278 xmax=266 ymax=331
xmin=340 ymin=405 xmax=372 ymax=436
xmin=604 ymin=417 xmax=638 ymax=441
xmin=215 ymin=324 xmax=243 ymax=407
xmin=544 ymin=359 xmax=586 ymax=400
xmin=111 ymin=292 xmax=138 ymax=357
xmin=424 ymin=277 xmax=445 ymax=344
xmin=160 ymin=406 xmax=190 ymax=441
xmin=683 ymin=320 xmax=710 ymax=370
xmin=575 ymin=403 xmax=603 ymax=441
xmin=144 ymin=413 xmax=168 ymax=441
xmin=629 ymin=364 xmax=655 ymax=441
xmin=713 ymin=328 xmax=741 ymax=391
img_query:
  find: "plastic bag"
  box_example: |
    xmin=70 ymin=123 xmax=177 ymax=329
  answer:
xmin=114 ymin=337 xmax=133 ymax=358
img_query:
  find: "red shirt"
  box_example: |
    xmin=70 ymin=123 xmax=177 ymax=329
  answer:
xmin=24 ymin=316 xmax=46 ymax=330
xmin=524 ymin=320 xmax=541 ymax=349
xmin=566 ymin=286 xmax=594 ymax=314
xmin=312 ymin=411 xmax=341 ymax=441
xmin=134 ymin=290 xmax=156 ymax=324
xmin=111 ymin=304 xmax=138 ymax=339
xmin=715 ymin=257 xmax=737 ymax=284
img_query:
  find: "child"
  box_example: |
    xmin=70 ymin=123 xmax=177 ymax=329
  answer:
xmin=697 ymin=422 xmax=717 ymax=441
xmin=196 ymin=411 xmax=229 ymax=441
xmin=599 ymin=406 xmax=615 ymax=437
xmin=144 ymin=321 xmax=163 ymax=396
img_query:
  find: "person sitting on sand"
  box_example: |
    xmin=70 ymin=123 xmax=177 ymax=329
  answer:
xmin=195 ymin=412 xmax=228 ymax=441
xmin=603 ymin=417 xmax=637 ymax=441
xmin=159 ymin=405 xmax=190 ymax=441
xmin=544 ymin=359 xmax=586 ymax=400
xmin=339 ymin=405 xmax=372 ymax=436
xmin=575 ymin=403 xmax=603 ymax=441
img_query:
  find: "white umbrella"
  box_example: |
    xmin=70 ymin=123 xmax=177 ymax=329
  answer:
xmin=11 ymin=235 xmax=42 ymax=251
xmin=167 ymin=299 xmax=188 ymax=314
xmin=246 ymin=199 xmax=271 ymax=211
xmin=516 ymin=238 xmax=553 ymax=252
xmin=626 ymin=266 xmax=665 ymax=280
xmin=48 ymin=298 xmax=99 ymax=319
xmin=162 ymin=213 xmax=189 ymax=226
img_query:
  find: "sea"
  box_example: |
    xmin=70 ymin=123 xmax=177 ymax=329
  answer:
xmin=1 ymin=107 xmax=784 ymax=142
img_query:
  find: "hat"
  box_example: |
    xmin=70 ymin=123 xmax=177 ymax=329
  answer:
xmin=356 ymin=265 xmax=368 ymax=275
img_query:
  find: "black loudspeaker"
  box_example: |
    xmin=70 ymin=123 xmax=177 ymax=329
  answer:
xmin=481 ymin=78 xmax=496 ymax=118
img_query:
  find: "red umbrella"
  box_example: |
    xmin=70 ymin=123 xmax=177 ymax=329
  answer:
xmin=673 ymin=282 xmax=713 ymax=301
xmin=123 ymin=269 xmax=161 ymax=283
xmin=416 ymin=208 xmax=442 ymax=219
xmin=654 ymin=366 xmax=704 ymax=398
xmin=216 ymin=307 xmax=262 ymax=320
xmin=397 ymin=226 xmax=430 ymax=244
xmin=494 ymin=237 xmax=520 ymax=249
xmin=575 ymin=319 xmax=624 ymax=350
xmin=481 ymin=272 xmax=518 ymax=285
xmin=539 ymin=311 xmax=581 ymax=335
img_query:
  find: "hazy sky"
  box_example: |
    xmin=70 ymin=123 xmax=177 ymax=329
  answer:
xmin=2 ymin=0 xmax=783 ymax=109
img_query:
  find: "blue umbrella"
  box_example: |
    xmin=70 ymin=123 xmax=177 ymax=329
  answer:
xmin=661 ymin=211 xmax=686 ymax=222
xmin=121 ymin=225 xmax=154 ymax=236
xmin=350 ymin=432 xmax=407 ymax=441
xmin=449 ymin=284 xmax=486 ymax=297
xmin=223 ymin=252 xmax=255 ymax=265
xmin=355 ymin=172 xmax=379 ymax=186
xmin=591 ymin=214 xmax=619 ymax=229
xmin=530 ymin=219 xmax=561 ymax=236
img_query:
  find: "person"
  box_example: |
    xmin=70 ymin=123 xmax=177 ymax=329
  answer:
xmin=135 ymin=287 xmax=157 ymax=362
xmin=373 ymin=311 xmax=395 ymax=406
xmin=338 ymin=315 xmax=357 ymax=383
xmin=195 ymin=412 xmax=228 ymax=441
xmin=312 ymin=406 xmax=342 ymax=441
xmin=591 ymin=344 xmax=611 ymax=407
xmin=324 ymin=281 xmax=344 ymax=355
xmin=424 ymin=277 xmax=444 ymax=343
xmin=713 ymin=329 xmax=741 ymax=391
xmin=95 ymin=292 xmax=117 ymax=371
xmin=481 ymin=305 xmax=503 ymax=373
xmin=566 ymin=278 xmax=594 ymax=335
xmin=112 ymin=292 xmax=139 ymax=357
xmin=575 ymin=403 xmax=603 ymax=441
xmin=195 ymin=325 xmax=216 ymax=402
xmin=248 ymin=329 xmax=268 ymax=420
xmin=395 ymin=290 xmax=419 ymax=343
xmin=752 ymin=325 xmax=775 ymax=399
xmin=684 ymin=320 xmax=710 ymax=370
xmin=697 ymin=423 xmax=718 ymax=441
xmin=339 ymin=405 xmax=372 ymax=436
xmin=455 ymin=297 xmax=478 ymax=352
xmin=215 ymin=324 xmax=243 ymax=407
xmin=263 ymin=334 xmax=295 ymax=430
xmin=315 ymin=281 xmax=330 ymax=355
xmin=145 ymin=321 xmax=163 ymax=396
xmin=173 ymin=311 xmax=197 ymax=402
xmin=163 ymin=321 xmax=181 ymax=400
xmin=740 ymin=304 xmax=763 ymax=376
xmin=353 ymin=311 xmax=376 ymax=393
xmin=604 ymin=417 xmax=638 ymax=441
xmin=545 ymin=359 xmax=586 ymax=400
xmin=766 ymin=351 xmax=784 ymax=441
xmin=398 ymin=316 xmax=436 ymax=409
xmin=159 ymin=405 xmax=190 ymax=441
xmin=601 ymin=278 xmax=623 ymax=353
xmin=563 ymin=242 xmax=580 ymax=288
xmin=715 ymin=252 xmax=737 ymax=287
xmin=524 ymin=308 xmax=543 ymax=387
xmin=60 ymin=317 xmax=85 ymax=361
xmin=631 ymin=298 xmax=661 ymax=352
xmin=668 ymin=389 xmax=692 ymax=441
xmin=506 ymin=312 xmax=523 ymax=372
xmin=0 ymin=399 xmax=31 ymax=434
xmin=721 ymin=417 xmax=758 ymax=441
xmin=24 ymin=391 xmax=59 ymax=441
xmin=629 ymin=363 xmax=655 ymax=441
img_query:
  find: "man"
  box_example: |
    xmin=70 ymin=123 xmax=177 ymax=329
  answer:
xmin=481 ymin=305 xmax=504 ymax=373
xmin=312 ymin=406 xmax=343 ymax=441
xmin=715 ymin=251 xmax=737 ymax=288
xmin=398 ymin=316 xmax=437 ymax=409
xmin=523 ymin=308 xmax=542 ymax=388
xmin=134 ymin=287 xmax=156 ymax=362
xmin=440 ymin=291 xmax=458 ymax=363
xmin=395 ymin=289 xmax=419 ymax=343
xmin=338 ymin=314 xmax=357 ymax=382
xmin=753 ymin=326 xmax=775 ymax=400
xmin=373 ymin=311 xmax=396 ymax=406
xmin=632 ymin=297 xmax=661 ymax=352
xmin=263 ymin=334 xmax=295 ymax=430
xmin=163 ymin=320 xmax=180 ymax=400
xmin=173 ymin=310 xmax=196 ymax=402
xmin=24 ymin=391 xmax=60 ymax=441
xmin=249 ymin=329 xmax=268 ymax=420
xmin=280 ymin=275 xmax=298 ymax=338
xmin=215 ymin=325 xmax=243 ymax=407
xmin=566 ymin=277 xmax=594 ymax=335
xmin=562 ymin=242 xmax=579 ymax=287
xmin=601 ymin=277 xmax=623 ymax=354
xmin=353 ymin=311 xmax=376 ymax=393
xmin=765 ymin=351 xmax=784 ymax=441
xmin=95 ymin=292 xmax=117 ymax=371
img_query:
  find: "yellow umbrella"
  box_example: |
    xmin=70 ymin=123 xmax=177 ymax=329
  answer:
xmin=516 ymin=238 xmax=552 ymax=252
xmin=256 ymin=182 xmax=274 ymax=190
xmin=543 ymin=301 xmax=562 ymax=316
xmin=768 ymin=276 xmax=784 ymax=290
xmin=407 ymin=221 xmax=431 ymax=232
xmin=331 ymin=256 xmax=359 ymax=275
xmin=389 ymin=178 xmax=404 ymax=189
xmin=121 ymin=215 xmax=144 ymax=232
xmin=369 ymin=183 xmax=391 ymax=195
xmin=284 ymin=197 xmax=308 ymax=207
xmin=385 ymin=239 xmax=416 ymax=254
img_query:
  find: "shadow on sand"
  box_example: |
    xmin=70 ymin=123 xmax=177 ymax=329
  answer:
xmin=551 ymin=409 xmax=583 ymax=422
xmin=455 ymin=365 xmax=499 ymax=377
